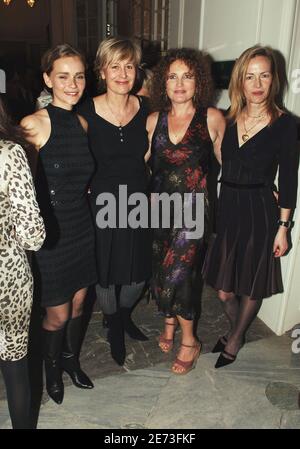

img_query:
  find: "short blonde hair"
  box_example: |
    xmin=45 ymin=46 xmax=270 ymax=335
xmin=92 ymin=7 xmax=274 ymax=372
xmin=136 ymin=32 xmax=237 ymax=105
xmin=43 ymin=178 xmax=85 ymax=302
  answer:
xmin=228 ymin=45 xmax=280 ymax=123
xmin=94 ymin=37 xmax=142 ymax=80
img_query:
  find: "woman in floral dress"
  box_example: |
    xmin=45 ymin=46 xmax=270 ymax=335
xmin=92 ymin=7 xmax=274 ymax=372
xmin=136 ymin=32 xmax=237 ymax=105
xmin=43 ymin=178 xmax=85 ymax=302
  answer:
xmin=146 ymin=48 xmax=225 ymax=374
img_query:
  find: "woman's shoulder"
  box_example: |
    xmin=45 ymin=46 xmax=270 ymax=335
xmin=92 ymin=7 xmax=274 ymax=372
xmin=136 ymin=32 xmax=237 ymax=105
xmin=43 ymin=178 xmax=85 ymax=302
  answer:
xmin=21 ymin=109 xmax=48 ymax=130
xmin=0 ymin=140 xmax=27 ymax=167
xmin=0 ymin=139 xmax=24 ymax=153
xmin=206 ymin=107 xmax=225 ymax=123
xmin=76 ymin=96 xmax=95 ymax=117
xmin=278 ymin=111 xmax=297 ymax=124
xmin=273 ymin=111 xmax=298 ymax=134
xmin=135 ymin=94 xmax=150 ymax=111
xmin=146 ymin=111 xmax=159 ymax=133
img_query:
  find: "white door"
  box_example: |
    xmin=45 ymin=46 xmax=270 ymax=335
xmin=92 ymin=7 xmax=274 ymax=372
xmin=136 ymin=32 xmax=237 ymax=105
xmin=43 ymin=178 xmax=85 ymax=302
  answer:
xmin=278 ymin=0 xmax=300 ymax=333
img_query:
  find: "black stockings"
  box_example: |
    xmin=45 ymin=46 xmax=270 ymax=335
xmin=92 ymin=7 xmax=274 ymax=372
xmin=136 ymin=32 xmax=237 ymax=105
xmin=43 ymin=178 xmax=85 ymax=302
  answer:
xmin=221 ymin=295 xmax=263 ymax=358
xmin=0 ymin=356 xmax=31 ymax=429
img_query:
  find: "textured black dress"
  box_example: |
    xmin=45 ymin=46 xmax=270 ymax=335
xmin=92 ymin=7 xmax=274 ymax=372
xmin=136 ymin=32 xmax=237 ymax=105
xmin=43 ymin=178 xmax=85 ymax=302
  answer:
xmin=34 ymin=104 xmax=97 ymax=307
xmin=202 ymin=114 xmax=298 ymax=300
xmin=78 ymin=96 xmax=152 ymax=288
xmin=150 ymin=109 xmax=212 ymax=320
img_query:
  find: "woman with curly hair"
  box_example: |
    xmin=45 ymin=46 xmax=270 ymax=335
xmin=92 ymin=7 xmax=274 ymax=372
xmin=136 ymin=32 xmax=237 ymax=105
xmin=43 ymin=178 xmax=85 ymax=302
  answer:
xmin=146 ymin=48 xmax=225 ymax=374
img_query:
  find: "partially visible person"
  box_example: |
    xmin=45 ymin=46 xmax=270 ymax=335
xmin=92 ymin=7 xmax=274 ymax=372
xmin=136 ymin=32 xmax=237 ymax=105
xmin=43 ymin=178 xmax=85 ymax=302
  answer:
xmin=202 ymin=45 xmax=299 ymax=368
xmin=147 ymin=48 xmax=225 ymax=375
xmin=21 ymin=44 xmax=97 ymax=404
xmin=0 ymin=97 xmax=45 ymax=428
xmin=35 ymin=87 xmax=53 ymax=110
xmin=135 ymin=64 xmax=153 ymax=97
xmin=1 ymin=60 xmax=34 ymax=122
xmin=78 ymin=37 xmax=152 ymax=366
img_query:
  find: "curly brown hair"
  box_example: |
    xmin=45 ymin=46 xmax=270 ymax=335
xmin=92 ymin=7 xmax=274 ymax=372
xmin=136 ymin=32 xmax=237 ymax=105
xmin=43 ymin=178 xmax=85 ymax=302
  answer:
xmin=150 ymin=48 xmax=214 ymax=112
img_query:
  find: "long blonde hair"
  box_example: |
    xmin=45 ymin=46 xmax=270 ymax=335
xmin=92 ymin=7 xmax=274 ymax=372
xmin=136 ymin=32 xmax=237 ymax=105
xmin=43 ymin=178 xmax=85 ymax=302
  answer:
xmin=228 ymin=45 xmax=281 ymax=124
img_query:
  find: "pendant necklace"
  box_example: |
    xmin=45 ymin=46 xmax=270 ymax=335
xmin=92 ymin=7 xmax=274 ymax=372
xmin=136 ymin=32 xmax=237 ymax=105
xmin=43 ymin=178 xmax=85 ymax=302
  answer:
xmin=242 ymin=114 xmax=265 ymax=143
xmin=169 ymin=112 xmax=192 ymax=143
xmin=106 ymin=94 xmax=130 ymax=143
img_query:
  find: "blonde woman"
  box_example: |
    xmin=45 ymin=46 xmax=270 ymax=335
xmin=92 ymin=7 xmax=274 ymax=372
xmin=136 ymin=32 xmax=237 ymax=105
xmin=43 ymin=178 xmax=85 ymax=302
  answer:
xmin=78 ymin=37 xmax=152 ymax=366
xmin=202 ymin=45 xmax=299 ymax=368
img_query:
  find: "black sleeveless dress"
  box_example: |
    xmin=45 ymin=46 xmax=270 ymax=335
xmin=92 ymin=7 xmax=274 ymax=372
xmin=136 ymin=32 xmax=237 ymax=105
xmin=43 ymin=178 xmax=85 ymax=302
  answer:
xmin=34 ymin=104 xmax=97 ymax=307
xmin=150 ymin=109 xmax=212 ymax=320
xmin=78 ymin=96 xmax=152 ymax=288
xmin=202 ymin=114 xmax=298 ymax=300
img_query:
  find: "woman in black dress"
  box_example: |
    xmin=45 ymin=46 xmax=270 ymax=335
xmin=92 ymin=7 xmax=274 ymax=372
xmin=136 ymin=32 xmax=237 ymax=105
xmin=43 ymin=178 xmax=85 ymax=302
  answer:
xmin=78 ymin=37 xmax=152 ymax=366
xmin=147 ymin=48 xmax=225 ymax=374
xmin=202 ymin=45 xmax=299 ymax=368
xmin=21 ymin=44 xmax=97 ymax=404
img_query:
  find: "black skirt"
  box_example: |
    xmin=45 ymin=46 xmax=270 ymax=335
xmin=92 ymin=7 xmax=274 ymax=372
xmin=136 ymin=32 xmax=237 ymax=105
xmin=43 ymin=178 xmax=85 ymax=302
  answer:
xmin=93 ymin=197 xmax=152 ymax=288
xmin=202 ymin=184 xmax=283 ymax=300
xmin=34 ymin=201 xmax=97 ymax=307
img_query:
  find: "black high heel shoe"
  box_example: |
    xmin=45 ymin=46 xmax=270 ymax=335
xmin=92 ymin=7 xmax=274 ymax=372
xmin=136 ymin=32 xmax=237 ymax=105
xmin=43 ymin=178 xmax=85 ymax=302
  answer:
xmin=211 ymin=336 xmax=228 ymax=353
xmin=215 ymin=349 xmax=237 ymax=369
xmin=214 ymin=337 xmax=246 ymax=369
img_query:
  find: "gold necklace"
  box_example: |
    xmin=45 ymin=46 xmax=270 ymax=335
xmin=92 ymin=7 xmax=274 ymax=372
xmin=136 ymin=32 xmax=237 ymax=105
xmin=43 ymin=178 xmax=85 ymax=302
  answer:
xmin=168 ymin=113 xmax=192 ymax=142
xmin=242 ymin=115 xmax=265 ymax=142
xmin=247 ymin=113 xmax=264 ymax=119
xmin=105 ymin=94 xmax=129 ymax=127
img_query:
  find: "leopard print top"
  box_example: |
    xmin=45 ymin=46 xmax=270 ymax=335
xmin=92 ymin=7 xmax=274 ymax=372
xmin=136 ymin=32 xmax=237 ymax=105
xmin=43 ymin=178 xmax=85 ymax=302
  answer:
xmin=0 ymin=140 xmax=45 ymax=361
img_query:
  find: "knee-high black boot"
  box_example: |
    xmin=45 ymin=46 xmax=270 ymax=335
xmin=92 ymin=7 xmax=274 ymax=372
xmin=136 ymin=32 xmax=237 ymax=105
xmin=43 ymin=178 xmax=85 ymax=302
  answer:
xmin=105 ymin=310 xmax=126 ymax=366
xmin=61 ymin=316 xmax=93 ymax=389
xmin=120 ymin=307 xmax=148 ymax=341
xmin=42 ymin=328 xmax=65 ymax=404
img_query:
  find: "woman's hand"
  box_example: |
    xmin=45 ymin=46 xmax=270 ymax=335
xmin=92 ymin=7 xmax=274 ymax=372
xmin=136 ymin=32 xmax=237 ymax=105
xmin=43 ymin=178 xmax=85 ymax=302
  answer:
xmin=273 ymin=227 xmax=289 ymax=258
xmin=272 ymin=191 xmax=279 ymax=202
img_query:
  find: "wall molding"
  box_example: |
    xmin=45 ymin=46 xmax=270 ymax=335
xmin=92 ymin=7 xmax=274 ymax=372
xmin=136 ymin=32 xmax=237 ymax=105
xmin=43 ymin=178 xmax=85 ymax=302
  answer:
xmin=255 ymin=0 xmax=264 ymax=42
xmin=178 ymin=0 xmax=185 ymax=47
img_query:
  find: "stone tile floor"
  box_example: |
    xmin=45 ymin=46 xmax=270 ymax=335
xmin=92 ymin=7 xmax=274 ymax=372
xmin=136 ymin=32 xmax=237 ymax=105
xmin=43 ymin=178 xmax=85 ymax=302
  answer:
xmin=1 ymin=285 xmax=300 ymax=429
xmin=0 ymin=285 xmax=274 ymax=402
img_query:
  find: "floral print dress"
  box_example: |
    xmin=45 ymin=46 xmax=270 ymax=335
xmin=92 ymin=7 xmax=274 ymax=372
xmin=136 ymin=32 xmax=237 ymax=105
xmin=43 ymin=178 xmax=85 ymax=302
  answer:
xmin=150 ymin=109 xmax=212 ymax=320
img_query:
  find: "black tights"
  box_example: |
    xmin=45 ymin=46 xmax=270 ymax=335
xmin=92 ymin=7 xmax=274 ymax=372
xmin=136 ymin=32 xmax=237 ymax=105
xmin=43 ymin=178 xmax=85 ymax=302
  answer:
xmin=97 ymin=282 xmax=145 ymax=315
xmin=220 ymin=294 xmax=263 ymax=357
xmin=0 ymin=356 xmax=31 ymax=429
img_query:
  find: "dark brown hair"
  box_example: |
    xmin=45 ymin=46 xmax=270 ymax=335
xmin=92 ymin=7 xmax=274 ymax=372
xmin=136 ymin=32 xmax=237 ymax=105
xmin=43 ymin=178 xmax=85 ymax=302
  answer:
xmin=41 ymin=43 xmax=86 ymax=75
xmin=150 ymin=48 xmax=214 ymax=112
xmin=0 ymin=96 xmax=31 ymax=151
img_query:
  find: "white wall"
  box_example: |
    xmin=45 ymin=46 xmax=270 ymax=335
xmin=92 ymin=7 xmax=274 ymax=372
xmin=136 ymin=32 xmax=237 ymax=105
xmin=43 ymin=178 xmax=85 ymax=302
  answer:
xmin=260 ymin=0 xmax=300 ymax=334
xmin=169 ymin=0 xmax=300 ymax=334
xmin=169 ymin=0 xmax=297 ymax=109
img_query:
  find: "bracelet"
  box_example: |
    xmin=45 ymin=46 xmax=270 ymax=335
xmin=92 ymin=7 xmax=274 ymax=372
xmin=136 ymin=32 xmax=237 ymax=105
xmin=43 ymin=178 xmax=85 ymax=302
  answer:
xmin=278 ymin=220 xmax=292 ymax=229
